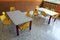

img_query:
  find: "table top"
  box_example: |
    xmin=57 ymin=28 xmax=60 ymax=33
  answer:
xmin=6 ymin=10 xmax=32 ymax=25
xmin=36 ymin=8 xmax=58 ymax=16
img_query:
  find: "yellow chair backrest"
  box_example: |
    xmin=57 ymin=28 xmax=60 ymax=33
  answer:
xmin=26 ymin=9 xmax=31 ymax=17
xmin=0 ymin=16 xmax=1 ymax=20
xmin=36 ymin=6 xmax=40 ymax=8
xmin=33 ymin=9 xmax=38 ymax=16
xmin=52 ymin=14 xmax=59 ymax=19
xmin=41 ymin=11 xmax=48 ymax=17
xmin=2 ymin=19 xmax=12 ymax=25
xmin=10 ymin=7 xmax=16 ymax=11
xmin=1 ymin=12 xmax=7 ymax=21
xmin=50 ymin=9 xmax=55 ymax=11
xmin=2 ymin=11 xmax=5 ymax=15
xmin=45 ymin=7 xmax=49 ymax=10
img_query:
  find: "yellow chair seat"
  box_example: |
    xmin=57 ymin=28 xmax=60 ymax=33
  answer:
xmin=19 ymin=22 xmax=30 ymax=30
xmin=2 ymin=19 xmax=12 ymax=25
xmin=52 ymin=14 xmax=59 ymax=19
xmin=41 ymin=11 xmax=48 ymax=17
xmin=0 ymin=15 xmax=12 ymax=25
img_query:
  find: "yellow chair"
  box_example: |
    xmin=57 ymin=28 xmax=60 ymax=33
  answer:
xmin=1 ymin=12 xmax=12 ymax=31
xmin=19 ymin=22 xmax=30 ymax=30
xmin=26 ymin=9 xmax=31 ymax=17
xmin=10 ymin=7 xmax=16 ymax=11
xmin=33 ymin=9 xmax=39 ymax=16
xmin=52 ymin=14 xmax=59 ymax=22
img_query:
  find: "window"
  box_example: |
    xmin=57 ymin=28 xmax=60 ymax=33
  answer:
xmin=44 ymin=0 xmax=60 ymax=4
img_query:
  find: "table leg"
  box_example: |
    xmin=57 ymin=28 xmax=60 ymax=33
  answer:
xmin=29 ymin=21 xmax=32 ymax=30
xmin=16 ymin=25 xmax=19 ymax=36
xmin=48 ymin=16 xmax=52 ymax=24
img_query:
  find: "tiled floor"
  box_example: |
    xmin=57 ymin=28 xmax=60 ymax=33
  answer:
xmin=0 ymin=16 xmax=60 ymax=40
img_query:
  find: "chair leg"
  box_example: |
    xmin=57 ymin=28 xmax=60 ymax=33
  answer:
xmin=2 ymin=24 xmax=4 ymax=32
xmin=54 ymin=18 xmax=56 ymax=22
xmin=2 ymin=24 xmax=8 ymax=32
xmin=6 ymin=25 xmax=9 ymax=32
xmin=44 ymin=18 xmax=47 ymax=24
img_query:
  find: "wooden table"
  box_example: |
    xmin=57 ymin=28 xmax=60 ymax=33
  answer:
xmin=6 ymin=10 xmax=32 ymax=36
xmin=36 ymin=8 xmax=58 ymax=24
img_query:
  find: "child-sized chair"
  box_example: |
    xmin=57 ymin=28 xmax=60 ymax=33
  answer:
xmin=33 ymin=9 xmax=39 ymax=16
xmin=0 ymin=11 xmax=12 ymax=32
xmin=26 ymin=9 xmax=31 ymax=17
xmin=10 ymin=7 xmax=16 ymax=11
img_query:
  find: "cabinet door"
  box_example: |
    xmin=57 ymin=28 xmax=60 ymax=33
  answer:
xmin=55 ymin=4 xmax=60 ymax=13
xmin=0 ymin=0 xmax=21 ymax=2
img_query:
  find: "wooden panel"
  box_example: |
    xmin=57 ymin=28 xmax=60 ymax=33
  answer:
xmin=0 ymin=0 xmax=43 ymax=15
xmin=0 ymin=2 xmax=15 ymax=12
xmin=55 ymin=4 xmax=60 ymax=13
xmin=15 ymin=2 xmax=42 ymax=11
xmin=42 ymin=1 xmax=57 ymax=10
xmin=0 ymin=0 xmax=42 ymax=2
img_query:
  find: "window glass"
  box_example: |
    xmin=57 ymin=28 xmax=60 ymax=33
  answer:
xmin=44 ymin=0 xmax=60 ymax=4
